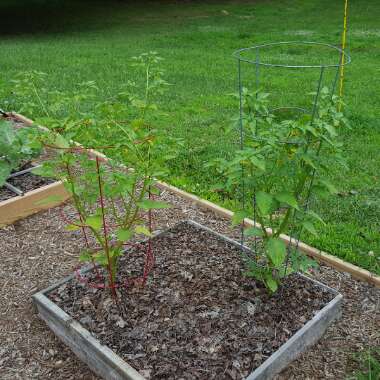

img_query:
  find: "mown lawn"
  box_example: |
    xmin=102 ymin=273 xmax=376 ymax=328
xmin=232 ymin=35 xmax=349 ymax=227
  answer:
xmin=0 ymin=0 xmax=379 ymax=274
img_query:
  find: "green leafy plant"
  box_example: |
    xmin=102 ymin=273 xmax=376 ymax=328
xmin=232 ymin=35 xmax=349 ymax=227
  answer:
xmin=17 ymin=53 xmax=178 ymax=298
xmin=0 ymin=119 xmax=42 ymax=187
xmin=347 ymin=348 xmax=380 ymax=380
xmin=212 ymin=87 xmax=348 ymax=293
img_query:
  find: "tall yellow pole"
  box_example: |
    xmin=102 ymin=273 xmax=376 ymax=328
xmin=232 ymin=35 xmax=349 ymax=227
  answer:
xmin=338 ymin=0 xmax=348 ymax=112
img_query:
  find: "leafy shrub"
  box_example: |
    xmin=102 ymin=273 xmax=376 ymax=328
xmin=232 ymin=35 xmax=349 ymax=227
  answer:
xmin=10 ymin=53 xmax=179 ymax=298
xmin=211 ymin=87 xmax=348 ymax=293
xmin=0 ymin=119 xmax=41 ymax=186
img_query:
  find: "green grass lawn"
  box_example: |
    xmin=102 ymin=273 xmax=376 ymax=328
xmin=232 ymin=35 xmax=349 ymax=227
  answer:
xmin=0 ymin=0 xmax=379 ymax=274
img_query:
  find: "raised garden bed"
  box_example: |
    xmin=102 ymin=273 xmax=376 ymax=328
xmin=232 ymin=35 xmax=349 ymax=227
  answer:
xmin=0 ymin=171 xmax=70 ymax=227
xmin=0 ymin=115 xmax=70 ymax=227
xmin=33 ymin=220 xmax=342 ymax=380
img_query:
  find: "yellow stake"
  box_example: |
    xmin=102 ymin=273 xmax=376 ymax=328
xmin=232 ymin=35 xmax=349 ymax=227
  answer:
xmin=338 ymin=0 xmax=348 ymax=112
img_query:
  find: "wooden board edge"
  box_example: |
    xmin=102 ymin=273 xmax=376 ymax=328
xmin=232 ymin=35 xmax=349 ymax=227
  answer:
xmin=0 ymin=181 xmax=70 ymax=227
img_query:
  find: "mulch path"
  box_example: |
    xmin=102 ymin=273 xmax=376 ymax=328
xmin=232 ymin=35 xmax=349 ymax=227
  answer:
xmin=0 ymin=187 xmax=379 ymax=379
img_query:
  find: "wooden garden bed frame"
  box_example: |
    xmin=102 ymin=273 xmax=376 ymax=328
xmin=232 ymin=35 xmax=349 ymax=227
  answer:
xmin=8 ymin=112 xmax=380 ymax=288
xmin=0 ymin=180 xmax=70 ymax=228
xmin=33 ymin=220 xmax=343 ymax=380
xmin=0 ymin=114 xmax=70 ymax=227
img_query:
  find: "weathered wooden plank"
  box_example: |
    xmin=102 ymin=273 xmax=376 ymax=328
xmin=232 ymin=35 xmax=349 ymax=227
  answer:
xmin=0 ymin=181 xmax=70 ymax=227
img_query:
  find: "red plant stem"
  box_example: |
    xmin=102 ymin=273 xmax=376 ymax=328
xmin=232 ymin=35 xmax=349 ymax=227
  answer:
xmin=77 ymin=210 xmax=103 ymax=281
xmin=142 ymin=188 xmax=154 ymax=285
xmin=64 ymin=162 xmax=102 ymax=280
xmin=95 ymin=156 xmax=117 ymax=299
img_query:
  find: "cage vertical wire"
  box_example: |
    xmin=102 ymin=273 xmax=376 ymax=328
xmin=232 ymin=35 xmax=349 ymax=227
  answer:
xmin=233 ymin=41 xmax=351 ymax=269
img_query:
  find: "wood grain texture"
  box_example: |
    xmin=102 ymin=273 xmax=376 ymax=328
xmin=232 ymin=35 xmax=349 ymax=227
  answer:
xmin=0 ymin=181 xmax=70 ymax=227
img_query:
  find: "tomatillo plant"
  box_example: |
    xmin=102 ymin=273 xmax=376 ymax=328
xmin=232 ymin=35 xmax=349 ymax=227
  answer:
xmin=19 ymin=53 xmax=178 ymax=298
xmin=212 ymin=87 xmax=348 ymax=293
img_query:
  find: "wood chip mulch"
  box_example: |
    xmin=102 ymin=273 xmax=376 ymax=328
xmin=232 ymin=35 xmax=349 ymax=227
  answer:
xmin=0 ymin=188 xmax=379 ymax=379
xmin=50 ymin=221 xmax=334 ymax=379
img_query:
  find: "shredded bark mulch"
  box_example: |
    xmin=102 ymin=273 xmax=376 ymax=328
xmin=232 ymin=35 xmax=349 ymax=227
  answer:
xmin=0 ymin=188 xmax=379 ymax=380
xmin=49 ymin=221 xmax=334 ymax=379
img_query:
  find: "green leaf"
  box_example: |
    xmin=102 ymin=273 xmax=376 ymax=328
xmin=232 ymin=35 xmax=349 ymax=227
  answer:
xmin=116 ymin=228 xmax=133 ymax=241
xmin=54 ymin=134 xmax=70 ymax=149
xmin=312 ymin=185 xmax=330 ymax=199
xmin=244 ymin=227 xmax=263 ymax=237
xmin=324 ymin=124 xmax=337 ymax=137
xmin=232 ymin=210 xmax=249 ymax=226
xmin=137 ymin=199 xmax=171 ymax=210
xmin=301 ymin=153 xmax=318 ymax=170
xmin=149 ymin=186 xmax=161 ymax=196
xmin=265 ymin=275 xmax=278 ymax=293
xmin=248 ymin=155 xmax=266 ymax=171
xmin=0 ymin=161 xmax=12 ymax=187
xmin=256 ymin=191 xmax=274 ymax=216
xmin=34 ymin=194 xmax=64 ymax=205
xmin=319 ymin=179 xmax=338 ymax=194
xmin=302 ymin=221 xmax=318 ymax=236
xmin=79 ymin=251 xmax=92 ymax=262
xmin=135 ymin=225 xmax=152 ymax=236
xmin=86 ymin=215 xmax=103 ymax=230
xmin=275 ymin=191 xmax=299 ymax=210
xmin=65 ymin=223 xmax=81 ymax=231
xmin=266 ymin=238 xmax=286 ymax=268
xmin=306 ymin=210 xmax=325 ymax=225
xmin=93 ymin=251 xmax=108 ymax=266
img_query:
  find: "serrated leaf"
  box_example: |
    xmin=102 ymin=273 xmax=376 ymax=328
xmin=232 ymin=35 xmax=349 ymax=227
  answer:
xmin=85 ymin=215 xmax=103 ymax=230
xmin=266 ymin=238 xmax=286 ymax=268
xmin=137 ymin=199 xmax=171 ymax=210
xmin=275 ymin=191 xmax=299 ymax=210
xmin=135 ymin=225 xmax=152 ymax=236
xmin=256 ymin=191 xmax=274 ymax=216
xmin=116 ymin=228 xmax=133 ymax=241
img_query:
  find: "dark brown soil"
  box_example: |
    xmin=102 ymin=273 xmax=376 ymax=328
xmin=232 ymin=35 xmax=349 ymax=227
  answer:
xmin=0 ymin=170 xmax=54 ymax=201
xmin=49 ymin=221 xmax=334 ymax=380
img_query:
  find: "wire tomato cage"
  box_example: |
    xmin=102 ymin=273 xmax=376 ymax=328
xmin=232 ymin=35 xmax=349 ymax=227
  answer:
xmin=233 ymin=41 xmax=351 ymax=271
